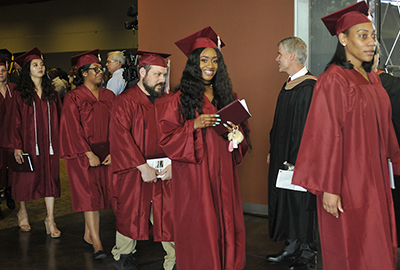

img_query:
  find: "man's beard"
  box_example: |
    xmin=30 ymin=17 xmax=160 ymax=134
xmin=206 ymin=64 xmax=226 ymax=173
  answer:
xmin=143 ymin=79 xmax=164 ymax=98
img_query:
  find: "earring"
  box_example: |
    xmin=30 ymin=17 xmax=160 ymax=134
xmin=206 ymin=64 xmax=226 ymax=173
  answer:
xmin=343 ymin=44 xmax=346 ymax=47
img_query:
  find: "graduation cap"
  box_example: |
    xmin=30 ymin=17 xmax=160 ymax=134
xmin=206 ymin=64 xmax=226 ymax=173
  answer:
xmin=71 ymin=49 xmax=100 ymax=70
xmin=322 ymin=1 xmax=371 ymax=36
xmin=14 ymin=47 xmax=45 ymax=67
xmin=0 ymin=49 xmax=12 ymax=59
xmin=175 ymin=26 xmax=225 ymax=57
xmin=135 ymin=50 xmax=171 ymax=68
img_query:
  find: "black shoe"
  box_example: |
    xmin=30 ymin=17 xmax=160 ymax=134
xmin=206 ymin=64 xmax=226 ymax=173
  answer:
xmin=266 ymin=250 xmax=298 ymax=265
xmin=82 ymin=238 xmax=93 ymax=248
xmin=114 ymin=253 xmax=139 ymax=270
xmin=288 ymin=256 xmax=317 ymax=270
xmin=4 ymin=187 xmax=15 ymax=210
xmin=93 ymin=250 xmax=107 ymax=260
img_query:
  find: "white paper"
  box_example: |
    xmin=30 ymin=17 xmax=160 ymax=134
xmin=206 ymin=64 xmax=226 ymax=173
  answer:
xmin=239 ymin=99 xmax=252 ymax=116
xmin=276 ymin=169 xmax=307 ymax=192
xmin=146 ymin=157 xmax=171 ymax=178
xmin=389 ymin=158 xmax=395 ymax=189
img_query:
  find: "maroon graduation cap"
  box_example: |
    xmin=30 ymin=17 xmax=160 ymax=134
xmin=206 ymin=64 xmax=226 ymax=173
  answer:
xmin=135 ymin=50 xmax=171 ymax=67
xmin=15 ymin=47 xmax=45 ymax=67
xmin=322 ymin=1 xmax=371 ymax=36
xmin=175 ymin=26 xmax=225 ymax=57
xmin=71 ymin=49 xmax=100 ymax=69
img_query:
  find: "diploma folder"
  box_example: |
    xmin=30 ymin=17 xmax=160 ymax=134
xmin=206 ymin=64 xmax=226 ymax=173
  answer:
xmin=90 ymin=142 xmax=110 ymax=162
xmin=8 ymin=153 xmax=34 ymax=172
xmin=213 ymin=99 xmax=252 ymax=135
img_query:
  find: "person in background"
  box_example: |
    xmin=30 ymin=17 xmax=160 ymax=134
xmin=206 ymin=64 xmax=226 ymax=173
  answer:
xmin=373 ymin=44 xmax=400 ymax=248
xmin=68 ymin=66 xmax=77 ymax=91
xmin=57 ymin=68 xmax=70 ymax=91
xmin=106 ymin=51 xmax=127 ymax=95
xmin=158 ymin=26 xmax=250 ymax=270
xmin=5 ymin=47 xmax=62 ymax=238
xmin=60 ymin=49 xmax=115 ymax=260
xmin=110 ymin=50 xmax=175 ymax=270
xmin=266 ymin=37 xmax=318 ymax=270
xmin=292 ymin=2 xmax=400 ymax=269
xmin=0 ymin=49 xmax=20 ymax=84
xmin=48 ymin=68 xmax=66 ymax=100
xmin=0 ymin=56 xmax=16 ymax=218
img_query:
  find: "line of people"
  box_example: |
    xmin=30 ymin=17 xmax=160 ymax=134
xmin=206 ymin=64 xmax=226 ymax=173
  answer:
xmin=0 ymin=26 xmax=250 ymax=270
xmin=1 ymin=1 xmax=400 ymax=269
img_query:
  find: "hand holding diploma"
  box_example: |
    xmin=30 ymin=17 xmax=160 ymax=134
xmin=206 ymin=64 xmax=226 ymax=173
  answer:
xmin=14 ymin=149 xmax=24 ymax=164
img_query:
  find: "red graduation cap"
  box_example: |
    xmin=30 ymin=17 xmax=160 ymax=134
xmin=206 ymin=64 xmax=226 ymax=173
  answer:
xmin=135 ymin=50 xmax=171 ymax=68
xmin=175 ymin=26 xmax=225 ymax=57
xmin=15 ymin=47 xmax=45 ymax=67
xmin=71 ymin=49 xmax=100 ymax=69
xmin=322 ymin=1 xmax=371 ymax=36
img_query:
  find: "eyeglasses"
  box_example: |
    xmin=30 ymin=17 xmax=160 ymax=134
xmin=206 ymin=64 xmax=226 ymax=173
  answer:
xmin=88 ymin=67 xmax=103 ymax=74
xmin=106 ymin=60 xmax=117 ymax=64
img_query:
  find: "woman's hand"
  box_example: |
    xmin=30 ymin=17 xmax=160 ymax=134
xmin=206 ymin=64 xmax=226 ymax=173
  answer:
xmin=193 ymin=114 xmax=221 ymax=131
xmin=137 ymin=163 xmax=158 ymax=183
xmin=322 ymin=192 xmax=344 ymax=218
xmin=223 ymin=120 xmax=238 ymax=132
xmin=102 ymin=154 xmax=111 ymax=166
xmin=14 ymin=149 xmax=24 ymax=164
xmin=159 ymin=164 xmax=172 ymax=181
xmin=85 ymin=151 xmax=101 ymax=167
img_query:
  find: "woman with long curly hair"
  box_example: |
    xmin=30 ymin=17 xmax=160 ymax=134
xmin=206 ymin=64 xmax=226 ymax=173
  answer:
xmin=5 ymin=47 xmax=61 ymax=237
xmin=158 ymin=26 xmax=250 ymax=270
xmin=60 ymin=49 xmax=114 ymax=260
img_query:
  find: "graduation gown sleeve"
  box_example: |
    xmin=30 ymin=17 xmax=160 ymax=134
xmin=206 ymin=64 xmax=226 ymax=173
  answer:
xmin=292 ymin=72 xmax=345 ymax=195
xmin=158 ymin=91 xmax=204 ymax=164
xmin=60 ymin=91 xmax=91 ymax=159
xmin=110 ymin=94 xmax=146 ymax=173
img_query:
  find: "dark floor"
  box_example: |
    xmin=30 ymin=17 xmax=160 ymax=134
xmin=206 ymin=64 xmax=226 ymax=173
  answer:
xmin=0 ymin=160 xmax=398 ymax=269
xmin=0 ymin=208 xmax=294 ymax=270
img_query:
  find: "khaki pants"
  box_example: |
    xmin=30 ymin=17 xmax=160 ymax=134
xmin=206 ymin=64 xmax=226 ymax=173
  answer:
xmin=111 ymin=205 xmax=175 ymax=270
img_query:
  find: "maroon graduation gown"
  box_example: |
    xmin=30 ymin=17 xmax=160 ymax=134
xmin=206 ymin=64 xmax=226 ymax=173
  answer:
xmin=292 ymin=64 xmax=400 ymax=270
xmin=0 ymin=82 xmax=15 ymax=188
xmin=60 ymin=85 xmax=114 ymax=212
xmin=5 ymin=90 xmax=61 ymax=201
xmin=110 ymin=84 xmax=173 ymax=242
xmin=158 ymin=91 xmax=248 ymax=270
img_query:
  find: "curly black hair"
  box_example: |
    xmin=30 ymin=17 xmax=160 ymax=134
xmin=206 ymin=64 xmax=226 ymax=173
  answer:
xmin=176 ymin=47 xmax=251 ymax=148
xmin=16 ymin=59 xmax=58 ymax=105
xmin=73 ymin=64 xmax=91 ymax=87
xmin=326 ymin=30 xmax=374 ymax=72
